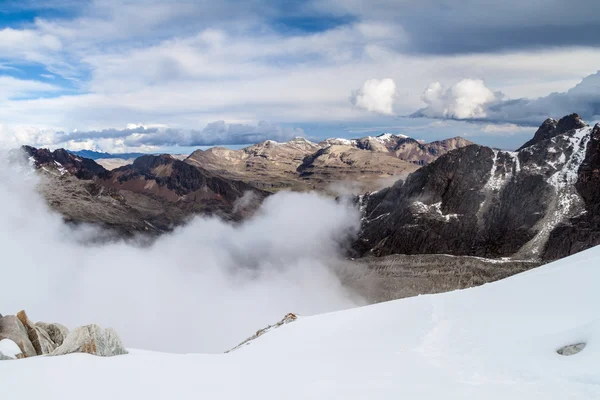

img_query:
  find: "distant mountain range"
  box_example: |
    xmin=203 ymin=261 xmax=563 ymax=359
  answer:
xmin=67 ymin=150 xmax=148 ymax=160
xmin=29 ymin=117 xmax=600 ymax=264
xmin=24 ymin=132 xmax=472 ymax=234
xmin=186 ymin=134 xmax=472 ymax=193
xmin=20 ymin=117 xmax=600 ymax=298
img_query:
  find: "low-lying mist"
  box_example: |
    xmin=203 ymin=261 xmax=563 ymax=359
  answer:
xmin=0 ymin=155 xmax=366 ymax=353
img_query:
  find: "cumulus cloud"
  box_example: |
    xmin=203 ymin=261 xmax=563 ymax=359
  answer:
xmin=413 ymin=71 xmax=600 ymax=125
xmin=350 ymin=78 xmax=397 ymax=115
xmin=416 ymin=79 xmax=501 ymax=119
xmin=0 ymin=154 xmax=365 ymax=353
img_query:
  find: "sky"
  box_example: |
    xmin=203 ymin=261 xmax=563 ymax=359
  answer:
xmin=1 ymin=0 xmax=600 ymax=153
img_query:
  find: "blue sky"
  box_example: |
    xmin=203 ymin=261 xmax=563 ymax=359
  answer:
xmin=1 ymin=0 xmax=600 ymax=153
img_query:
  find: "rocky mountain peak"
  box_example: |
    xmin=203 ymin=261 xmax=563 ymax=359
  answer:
xmin=356 ymin=113 xmax=599 ymax=261
xmin=21 ymin=145 xmax=108 ymax=179
xmin=556 ymin=113 xmax=587 ymax=133
xmin=130 ymin=154 xmax=175 ymax=170
xmin=518 ymin=113 xmax=587 ymax=151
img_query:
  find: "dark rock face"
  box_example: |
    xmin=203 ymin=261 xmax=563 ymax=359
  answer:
xmin=113 ymin=154 xmax=261 ymax=201
xmin=22 ymin=146 xmax=109 ymax=179
xmin=517 ymin=113 xmax=585 ymax=151
xmin=356 ymin=115 xmax=595 ymax=261
xmin=543 ymin=124 xmax=600 ymax=260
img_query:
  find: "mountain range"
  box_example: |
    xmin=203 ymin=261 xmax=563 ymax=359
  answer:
xmin=185 ymin=135 xmax=472 ymax=193
xmin=22 ymin=132 xmax=472 ymax=236
xmin=20 ymin=115 xmax=600 ymax=296
xmin=68 ymin=150 xmax=148 ymax=160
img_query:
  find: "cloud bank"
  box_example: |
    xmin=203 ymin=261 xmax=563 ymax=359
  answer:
xmin=8 ymin=121 xmax=308 ymax=152
xmin=350 ymin=78 xmax=397 ymax=115
xmin=413 ymin=71 xmax=600 ymax=125
xmin=2 ymin=0 xmax=600 ymax=150
xmin=0 ymin=155 xmax=364 ymax=353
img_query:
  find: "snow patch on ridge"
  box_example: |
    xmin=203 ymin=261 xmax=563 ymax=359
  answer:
xmin=517 ymin=127 xmax=591 ymax=258
xmin=412 ymin=201 xmax=459 ymax=222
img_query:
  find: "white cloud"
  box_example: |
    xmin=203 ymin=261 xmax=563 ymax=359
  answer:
xmin=418 ymin=79 xmax=501 ymax=119
xmin=350 ymin=78 xmax=397 ymax=115
xmin=481 ymin=124 xmax=535 ymax=134
xmin=2 ymin=1 xmax=600 ymax=146
xmin=0 ymin=159 xmax=364 ymax=353
xmin=414 ymin=71 xmax=600 ymax=125
xmin=1 ymin=120 xmax=308 ymax=151
xmin=0 ymin=27 xmax=62 ymax=54
xmin=0 ymin=76 xmax=60 ymax=100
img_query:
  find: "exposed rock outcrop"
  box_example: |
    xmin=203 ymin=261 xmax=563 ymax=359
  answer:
xmin=1 ymin=311 xmax=126 ymax=359
xmin=35 ymin=322 xmax=69 ymax=347
xmin=557 ymin=343 xmax=586 ymax=356
xmin=226 ymin=313 xmax=298 ymax=353
xmin=17 ymin=310 xmax=57 ymax=355
xmin=51 ymin=324 xmax=128 ymax=357
xmin=0 ymin=315 xmax=36 ymax=357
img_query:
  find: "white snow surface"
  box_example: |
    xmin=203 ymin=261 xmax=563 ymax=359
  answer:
xmin=0 ymin=339 xmax=21 ymax=359
xmin=3 ymin=245 xmax=600 ymax=399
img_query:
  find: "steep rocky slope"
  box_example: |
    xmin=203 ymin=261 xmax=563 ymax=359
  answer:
xmin=297 ymin=144 xmax=417 ymax=193
xmin=186 ymin=134 xmax=472 ymax=193
xmin=185 ymin=138 xmax=320 ymax=191
xmin=23 ymin=147 xmax=267 ymax=235
xmin=544 ymin=122 xmax=600 ymax=260
xmin=356 ymin=114 xmax=597 ymax=261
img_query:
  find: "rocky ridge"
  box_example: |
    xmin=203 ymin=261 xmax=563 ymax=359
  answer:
xmin=355 ymin=113 xmax=598 ymax=261
xmin=186 ymin=134 xmax=473 ymax=194
xmin=23 ymin=147 xmax=268 ymax=235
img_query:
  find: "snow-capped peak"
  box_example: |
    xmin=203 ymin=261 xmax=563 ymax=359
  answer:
xmin=374 ymin=133 xmax=409 ymax=144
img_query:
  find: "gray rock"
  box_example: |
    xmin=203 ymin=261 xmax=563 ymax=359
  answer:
xmin=35 ymin=322 xmax=70 ymax=347
xmin=0 ymin=315 xmax=36 ymax=357
xmin=50 ymin=324 xmax=128 ymax=357
xmin=557 ymin=343 xmax=586 ymax=356
xmin=17 ymin=310 xmax=57 ymax=355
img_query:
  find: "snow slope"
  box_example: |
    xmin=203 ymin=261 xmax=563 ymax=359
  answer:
xmin=3 ymin=246 xmax=600 ymax=399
